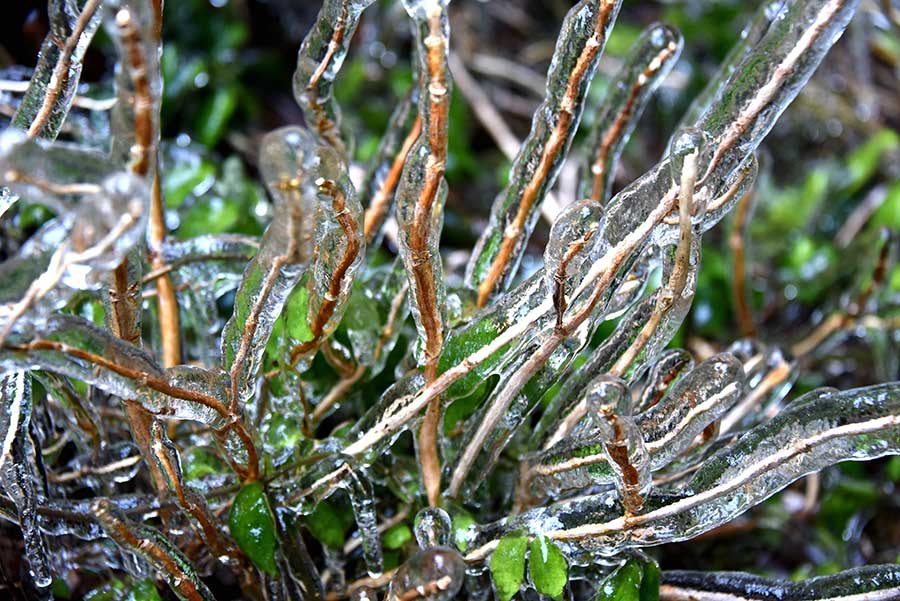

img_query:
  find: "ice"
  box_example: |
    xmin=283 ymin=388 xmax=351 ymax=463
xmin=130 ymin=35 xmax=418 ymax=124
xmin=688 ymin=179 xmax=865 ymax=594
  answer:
xmin=414 ymin=506 xmax=452 ymax=549
xmin=389 ymin=547 xmax=466 ymax=601
xmin=221 ymin=125 xmax=345 ymax=403
xmin=579 ymin=23 xmax=682 ymax=204
xmin=10 ymin=0 xmax=104 ymax=140
xmin=0 ymin=372 xmax=51 ymax=588
xmin=293 ymin=0 xmax=377 ymax=154
xmin=466 ymin=0 xmax=623 ymax=301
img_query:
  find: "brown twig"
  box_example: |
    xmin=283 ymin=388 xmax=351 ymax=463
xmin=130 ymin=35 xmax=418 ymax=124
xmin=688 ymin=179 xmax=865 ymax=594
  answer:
xmin=363 ymin=116 xmax=422 ymax=244
xmin=305 ymin=0 xmax=349 ymax=152
xmin=728 ymin=183 xmax=757 ymax=337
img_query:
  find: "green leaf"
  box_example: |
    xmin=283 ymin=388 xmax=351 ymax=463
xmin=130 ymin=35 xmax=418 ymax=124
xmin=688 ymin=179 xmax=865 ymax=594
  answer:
xmin=383 ymin=524 xmax=413 ymax=550
xmin=163 ymin=159 xmax=215 ymax=208
xmin=845 ymin=129 xmax=899 ymax=195
xmin=870 ymin=181 xmax=900 ymax=230
xmin=286 ymin=283 xmax=314 ymax=343
xmin=594 ymin=559 xmax=642 ymax=601
xmin=197 ymin=85 xmax=239 ymax=147
xmin=452 ymin=510 xmax=477 ymax=553
xmin=528 ymin=535 xmax=568 ymax=600
xmin=306 ymin=501 xmax=347 ymax=549
xmin=181 ymin=446 xmax=227 ymax=483
xmin=639 ymin=558 xmax=661 ymax=601
xmin=124 ymin=579 xmax=163 ymax=601
xmin=229 ymin=482 xmax=279 ymax=576
xmin=490 ymin=534 xmax=528 ymax=601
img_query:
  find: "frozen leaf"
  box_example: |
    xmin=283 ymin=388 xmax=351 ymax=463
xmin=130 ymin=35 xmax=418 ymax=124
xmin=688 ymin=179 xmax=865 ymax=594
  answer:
xmin=489 ymin=534 xmax=528 ymax=601
xmin=529 ymin=535 xmax=568 ymax=600
xmin=229 ymin=481 xmax=279 ymax=576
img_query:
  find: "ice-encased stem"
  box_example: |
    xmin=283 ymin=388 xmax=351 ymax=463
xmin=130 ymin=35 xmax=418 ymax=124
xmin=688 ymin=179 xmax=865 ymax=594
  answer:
xmin=676 ymin=0 xmax=787 ymax=133
xmin=293 ymin=0 xmax=377 ymax=154
xmin=93 ymin=499 xmax=217 ymax=601
xmin=466 ymin=0 xmax=623 ymax=307
xmin=342 ymin=0 xmax=855 ymax=464
xmin=288 ymin=175 xmax=364 ymax=364
xmin=361 ymin=88 xmax=421 ymax=247
xmin=465 ymin=382 xmax=900 ymax=562
xmin=579 ymin=23 xmax=682 ymax=204
xmin=660 ymin=564 xmax=900 ymax=600
xmin=393 ymin=0 xmax=453 ymax=506
xmin=0 ymin=372 xmax=51 ymax=588
xmin=222 ymin=126 xmax=342 ymax=409
xmin=11 ymin=0 xmax=104 ymax=140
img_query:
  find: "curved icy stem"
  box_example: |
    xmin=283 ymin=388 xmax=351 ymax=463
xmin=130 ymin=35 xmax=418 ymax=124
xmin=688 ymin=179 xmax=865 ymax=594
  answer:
xmin=466 ymin=0 xmax=623 ymax=307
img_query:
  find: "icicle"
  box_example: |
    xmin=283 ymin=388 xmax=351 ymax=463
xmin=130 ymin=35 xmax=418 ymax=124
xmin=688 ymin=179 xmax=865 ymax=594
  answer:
xmin=11 ymin=0 xmax=104 ymax=140
xmin=466 ymin=0 xmax=623 ymax=306
xmin=93 ymin=498 xmax=217 ymax=601
xmin=0 ymin=372 xmax=51 ymax=588
xmin=293 ymin=0 xmax=378 ymax=154
xmin=343 ymin=463 xmax=384 ymax=577
xmin=579 ymin=23 xmax=682 ymax=204
xmin=221 ymin=126 xmax=342 ymax=404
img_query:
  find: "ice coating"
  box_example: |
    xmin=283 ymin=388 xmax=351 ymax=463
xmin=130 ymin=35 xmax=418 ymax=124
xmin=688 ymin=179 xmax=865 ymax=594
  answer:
xmin=222 ymin=125 xmax=341 ymax=404
xmin=93 ymin=498 xmax=218 ymax=601
xmin=0 ymin=169 xmax=149 ymax=344
xmin=0 ymin=372 xmax=51 ymax=588
xmin=579 ymin=23 xmax=682 ymax=204
xmin=11 ymin=0 xmax=104 ymax=140
xmin=389 ymin=547 xmax=466 ymax=601
xmin=293 ymin=0 xmax=377 ymax=154
xmin=290 ymin=171 xmax=365 ymax=364
xmin=466 ymin=382 xmax=900 ymax=562
xmin=360 ymin=87 xmax=421 ymax=247
xmin=586 ymin=376 xmax=651 ymax=513
xmin=415 ymin=506 xmax=453 ymax=549
xmin=630 ymin=348 xmax=694 ymax=413
xmin=661 ymin=564 xmax=900 ymax=600
xmin=393 ymin=0 xmax=452 ymax=381
xmin=466 ymin=0 xmax=623 ymax=306
xmin=103 ymin=0 xmax=163 ymax=175
xmin=676 ymin=0 xmax=788 ymax=133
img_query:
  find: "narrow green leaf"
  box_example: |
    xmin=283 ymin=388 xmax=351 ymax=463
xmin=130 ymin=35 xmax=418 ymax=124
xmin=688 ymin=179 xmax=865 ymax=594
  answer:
xmin=490 ymin=534 xmax=528 ymax=601
xmin=528 ymin=535 xmax=568 ymax=600
xmin=124 ymin=579 xmax=163 ymax=601
xmin=229 ymin=482 xmax=279 ymax=576
xmin=638 ymin=558 xmax=661 ymax=601
xmin=593 ymin=559 xmax=642 ymax=601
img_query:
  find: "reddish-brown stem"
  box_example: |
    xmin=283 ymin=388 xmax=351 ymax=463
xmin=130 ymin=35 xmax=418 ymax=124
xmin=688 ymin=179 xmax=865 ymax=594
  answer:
xmin=729 ymin=184 xmax=757 ymax=337
xmin=288 ymin=179 xmax=361 ymax=363
xmin=363 ymin=115 xmax=422 ymax=244
xmin=305 ymin=0 xmax=349 ymax=151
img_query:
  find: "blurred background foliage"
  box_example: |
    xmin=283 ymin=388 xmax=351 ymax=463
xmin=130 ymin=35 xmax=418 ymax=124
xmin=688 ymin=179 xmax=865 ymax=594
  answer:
xmin=2 ymin=0 xmax=900 ymax=595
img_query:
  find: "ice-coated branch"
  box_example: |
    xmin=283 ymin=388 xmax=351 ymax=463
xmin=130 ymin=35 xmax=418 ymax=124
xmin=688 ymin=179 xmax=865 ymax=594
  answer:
xmin=293 ymin=0 xmax=377 ymax=154
xmin=11 ymin=0 xmax=104 ymax=140
xmin=660 ymin=564 xmax=900 ymax=601
xmin=466 ymin=0 xmax=623 ymax=307
xmin=580 ymin=23 xmax=682 ymax=204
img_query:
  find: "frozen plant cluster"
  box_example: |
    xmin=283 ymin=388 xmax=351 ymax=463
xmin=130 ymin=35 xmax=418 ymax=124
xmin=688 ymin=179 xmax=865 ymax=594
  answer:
xmin=0 ymin=0 xmax=899 ymax=600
